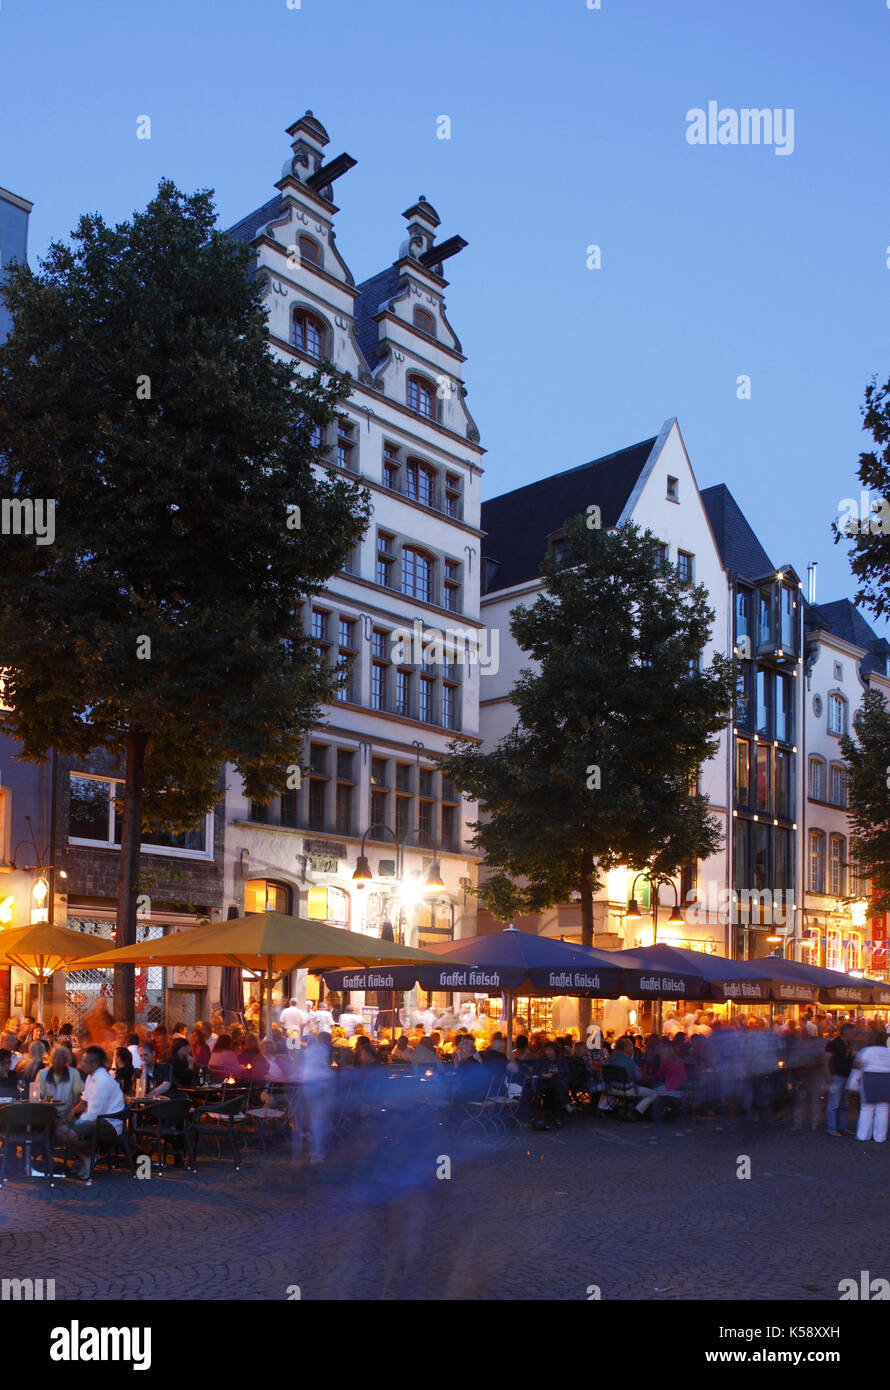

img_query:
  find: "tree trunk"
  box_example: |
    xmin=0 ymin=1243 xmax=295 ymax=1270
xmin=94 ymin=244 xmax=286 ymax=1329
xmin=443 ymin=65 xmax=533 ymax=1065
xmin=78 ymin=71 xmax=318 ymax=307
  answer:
xmin=577 ymin=848 xmax=595 ymax=1034
xmin=114 ymin=727 xmax=147 ymax=1030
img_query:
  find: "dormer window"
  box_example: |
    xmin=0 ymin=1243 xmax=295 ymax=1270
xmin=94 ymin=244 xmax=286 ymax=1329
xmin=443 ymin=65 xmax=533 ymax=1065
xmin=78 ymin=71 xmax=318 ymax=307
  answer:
xmin=413 ymin=307 xmax=435 ymax=337
xmin=408 ymin=374 xmax=436 ymax=420
xmin=292 ymin=308 xmax=325 ymax=359
xmin=298 ymin=235 xmax=322 ymax=268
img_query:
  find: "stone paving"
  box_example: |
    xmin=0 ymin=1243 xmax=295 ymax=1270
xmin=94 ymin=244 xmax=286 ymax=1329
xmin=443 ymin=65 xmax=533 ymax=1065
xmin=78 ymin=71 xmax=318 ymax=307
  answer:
xmin=0 ymin=1112 xmax=887 ymax=1301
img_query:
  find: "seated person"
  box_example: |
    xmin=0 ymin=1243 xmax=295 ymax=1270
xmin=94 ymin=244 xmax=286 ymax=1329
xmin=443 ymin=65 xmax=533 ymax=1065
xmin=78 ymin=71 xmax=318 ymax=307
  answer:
xmin=207 ymin=1035 xmax=241 ymax=1079
xmin=41 ymin=1043 xmax=85 ymax=1115
xmin=237 ymin=1034 xmax=270 ymax=1080
xmin=169 ymin=1038 xmax=196 ymax=1089
xmin=598 ymin=1037 xmax=657 ymax=1111
xmin=111 ymin=1046 xmax=136 ymax=1096
xmin=189 ymin=1028 xmax=211 ymax=1070
xmin=533 ymin=1042 xmax=572 ymax=1125
xmin=481 ymin=1034 xmax=509 ymax=1075
xmin=15 ymin=1041 xmax=49 ymax=1086
xmin=389 ymin=1036 xmax=414 ymax=1066
xmin=59 ymin=1046 xmax=126 ymax=1180
xmin=0 ymin=1048 xmax=22 ymax=1095
xmin=138 ymin=1041 xmax=176 ymax=1097
xmin=451 ymin=1035 xmax=489 ymax=1102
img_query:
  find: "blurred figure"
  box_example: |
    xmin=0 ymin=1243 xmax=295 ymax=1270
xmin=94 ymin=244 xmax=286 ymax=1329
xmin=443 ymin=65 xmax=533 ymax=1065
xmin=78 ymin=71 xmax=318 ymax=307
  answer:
xmin=825 ymin=1022 xmax=854 ymax=1136
xmin=207 ymin=1034 xmax=240 ymax=1079
xmin=302 ymin=1032 xmax=335 ymax=1163
xmin=169 ymin=1038 xmax=196 ymax=1089
xmin=1 ymin=1017 xmax=20 ymax=1051
xmin=0 ymin=1048 xmax=21 ymax=1096
xmin=189 ymin=1028 xmax=211 ymax=1070
xmin=15 ymin=1040 xmax=49 ymax=1085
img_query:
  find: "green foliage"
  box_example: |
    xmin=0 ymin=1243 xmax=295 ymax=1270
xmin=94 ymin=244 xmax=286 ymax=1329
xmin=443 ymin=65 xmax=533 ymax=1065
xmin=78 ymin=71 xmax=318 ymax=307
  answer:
xmin=840 ymin=689 xmax=890 ymax=913
xmin=441 ymin=518 xmax=734 ymax=921
xmin=0 ymin=181 xmax=371 ymax=829
xmin=836 ymin=374 xmax=890 ymax=617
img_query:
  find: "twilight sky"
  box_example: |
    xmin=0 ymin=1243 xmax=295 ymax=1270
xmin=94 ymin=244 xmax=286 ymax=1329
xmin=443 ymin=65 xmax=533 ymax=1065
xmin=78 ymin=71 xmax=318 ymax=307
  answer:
xmin=1 ymin=0 xmax=888 ymax=619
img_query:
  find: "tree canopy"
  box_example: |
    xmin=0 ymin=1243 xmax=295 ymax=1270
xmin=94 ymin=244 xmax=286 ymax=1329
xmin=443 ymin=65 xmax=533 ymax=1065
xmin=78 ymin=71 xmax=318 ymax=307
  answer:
xmin=840 ymin=688 xmax=890 ymax=913
xmin=441 ymin=518 xmax=734 ymax=928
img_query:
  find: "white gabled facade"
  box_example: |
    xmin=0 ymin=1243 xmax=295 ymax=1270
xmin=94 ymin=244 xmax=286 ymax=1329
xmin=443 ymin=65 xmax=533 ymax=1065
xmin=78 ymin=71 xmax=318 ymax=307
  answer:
xmin=219 ymin=114 xmax=484 ymax=1005
xmin=479 ymin=419 xmax=731 ymax=969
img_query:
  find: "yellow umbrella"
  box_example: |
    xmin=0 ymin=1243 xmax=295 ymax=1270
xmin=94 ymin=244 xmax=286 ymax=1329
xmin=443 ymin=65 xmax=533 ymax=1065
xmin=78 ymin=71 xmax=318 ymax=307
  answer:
xmin=74 ymin=911 xmax=466 ymax=1034
xmin=0 ymin=922 xmax=111 ymax=1020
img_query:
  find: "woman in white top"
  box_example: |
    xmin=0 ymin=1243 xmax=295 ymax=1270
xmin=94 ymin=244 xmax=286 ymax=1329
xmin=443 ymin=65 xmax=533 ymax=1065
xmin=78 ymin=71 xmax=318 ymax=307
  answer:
xmin=855 ymin=1034 xmax=890 ymax=1143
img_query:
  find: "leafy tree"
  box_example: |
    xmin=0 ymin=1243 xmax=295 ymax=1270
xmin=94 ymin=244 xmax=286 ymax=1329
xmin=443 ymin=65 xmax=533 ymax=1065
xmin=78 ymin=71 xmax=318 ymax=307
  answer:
xmin=840 ymin=689 xmax=890 ymax=913
xmin=0 ymin=181 xmax=370 ymax=1022
xmin=835 ymin=373 xmax=890 ymax=615
xmin=441 ymin=518 xmax=733 ymax=1024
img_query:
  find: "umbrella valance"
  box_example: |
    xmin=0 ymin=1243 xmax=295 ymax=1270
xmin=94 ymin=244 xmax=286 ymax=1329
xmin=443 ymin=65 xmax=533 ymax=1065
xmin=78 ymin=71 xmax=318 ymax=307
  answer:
xmin=0 ymin=922 xmax=112 ymax=1018
xmin=325 ymin=927 xmax=698 ymax=999
xmin=746 ymin=954 xmax=890 ymax=1007
xmin=615 ymin=944 xmax=820 ymax=1004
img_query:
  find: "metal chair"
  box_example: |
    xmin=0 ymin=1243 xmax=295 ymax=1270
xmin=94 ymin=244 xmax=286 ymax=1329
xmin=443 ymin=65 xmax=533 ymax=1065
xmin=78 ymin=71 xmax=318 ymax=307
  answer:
xmin=0 ymin=1104 xmax=57 ymax=1188
xmin=193 ymin=1093 xmax=247 ymax=1170
xmin=601 ymin=1064 xmax=643 ymax=1120
xmin=129 ymin=1099 xmax=194 ymax=1174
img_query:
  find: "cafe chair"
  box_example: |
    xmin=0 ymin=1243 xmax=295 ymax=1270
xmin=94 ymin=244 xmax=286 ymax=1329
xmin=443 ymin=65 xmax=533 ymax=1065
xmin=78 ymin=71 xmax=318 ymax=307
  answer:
xmin=458 ymin=1076 xmax=504 ymax=1138
xmin=0 ymin=1103 xmax=57 ymax=1189
xmin=129 ymin=1099 xmax=195 ymax=1174
xmin=601 ymin=1065 xmax=643 ymax=1121
xmin=193 ymin=1093 xmax=247 ymax=1171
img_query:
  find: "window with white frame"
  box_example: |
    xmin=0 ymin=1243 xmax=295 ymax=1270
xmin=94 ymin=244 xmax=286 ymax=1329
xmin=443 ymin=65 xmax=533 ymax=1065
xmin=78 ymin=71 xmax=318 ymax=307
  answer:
xmin=68 ymin=775 xmax=211 ymax=856
xmin=827 ymin=692 xmax=847 ymax=735
xmin=808 ymin=830 xmax=826 ymax=894
xmin=829 ymin=835 xmax=846 ymax=897
xmin=829 ymin=763 xmax=847 ymax=808
xmin=808 ymin=756 xmax=826 ymax=801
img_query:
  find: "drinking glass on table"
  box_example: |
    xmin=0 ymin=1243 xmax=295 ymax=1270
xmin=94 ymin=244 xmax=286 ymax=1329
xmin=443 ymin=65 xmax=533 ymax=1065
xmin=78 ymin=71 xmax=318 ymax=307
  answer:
xmin=17 ymin=1079 xmax=25 ymax=1102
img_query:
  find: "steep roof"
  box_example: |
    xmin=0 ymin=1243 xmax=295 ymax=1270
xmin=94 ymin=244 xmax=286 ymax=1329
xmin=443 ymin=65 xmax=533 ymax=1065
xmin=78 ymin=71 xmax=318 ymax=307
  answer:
xmin=481 ymin=437 xmax=657 ymax=594
xmin=224 ymin=196 xmax=284 ymax=247
xmin=700 ymin=483 xmax=774 ymax=581
xmin=805 ymin=598 xmax=890 ymax=675
xmin=353 ymin=264 xmax=400 ymax=371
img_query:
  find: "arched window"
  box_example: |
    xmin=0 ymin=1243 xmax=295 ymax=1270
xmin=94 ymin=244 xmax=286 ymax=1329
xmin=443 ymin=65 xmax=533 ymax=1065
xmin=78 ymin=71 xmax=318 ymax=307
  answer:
xmin=829 ymin=763 xmax=848 ymax=808
xmin=407 ymin=374 xmax=436 ymax=420
xmin=808 ymin=831 xmax=826 ymax=894
xmin=808 ymin=756 xmax=826 ymax=801
xmin=292 ymin=308 xmax=325 ymax=360
xmin=413 ymin=306 xmax=435 ymax=337
xmin=827 ymin=692 xmax=847 ymax=736
xmin=405 ymin=458 xmax=437 ymax=508
xmin=401 ymin=546 xmax=432 ymax=602
xmin=829 ymin=835 xmax=846 ymax=897
xmin=244 ymin=879 xmax=292 ymax=914
xmin=298 ymin=234 xmax=322 ymax=268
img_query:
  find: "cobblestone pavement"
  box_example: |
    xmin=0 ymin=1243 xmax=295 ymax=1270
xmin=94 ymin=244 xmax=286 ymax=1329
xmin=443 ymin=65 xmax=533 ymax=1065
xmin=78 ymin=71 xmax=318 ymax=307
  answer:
xmin=0 ymin=1113 xmax=887 ymax=1301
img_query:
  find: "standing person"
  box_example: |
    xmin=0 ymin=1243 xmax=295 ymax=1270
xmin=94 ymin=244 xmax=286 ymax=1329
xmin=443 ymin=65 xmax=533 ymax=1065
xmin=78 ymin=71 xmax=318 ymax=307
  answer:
xmin=301 ymin=1032 xmax=335 ymax=1164
xmin=337 ymin=1002 xmax=363 ymax=1037
xmin=280 ymin=997 xmax=307 ymax=1033
xmin=825 ymin=1023 xmax=854 ymax=1137
xmin=63 ymin=1046 xmax=126 ymax=1180
xmin=855 ymin=1036 xmax=890 ymax=1143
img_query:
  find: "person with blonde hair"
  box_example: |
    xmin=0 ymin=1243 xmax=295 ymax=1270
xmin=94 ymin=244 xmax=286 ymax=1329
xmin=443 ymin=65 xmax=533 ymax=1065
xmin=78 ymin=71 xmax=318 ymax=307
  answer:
xmin=39 ymin=1043 xmax=83 ymax=1119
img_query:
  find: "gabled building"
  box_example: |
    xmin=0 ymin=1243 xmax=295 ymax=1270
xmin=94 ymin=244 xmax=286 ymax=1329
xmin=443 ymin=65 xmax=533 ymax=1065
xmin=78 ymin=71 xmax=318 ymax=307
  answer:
xmin=479 ymin=420 xmax=732 ymax=1008
xmin=221 ymin=114 xmax=485 ymax=1010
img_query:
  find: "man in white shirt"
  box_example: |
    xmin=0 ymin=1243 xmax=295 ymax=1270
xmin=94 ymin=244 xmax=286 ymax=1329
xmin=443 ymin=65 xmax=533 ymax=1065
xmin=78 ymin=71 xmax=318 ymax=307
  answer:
xmin=337 ymin=1005 xmax=363 ymax=1037
xmin=311 ymin=1000 xmax=335 ymax=1034
xmin=280 ymin=998 xmax=308 ymax=1032
xmin=66 ymin=1046 xmax=126 ymax=1179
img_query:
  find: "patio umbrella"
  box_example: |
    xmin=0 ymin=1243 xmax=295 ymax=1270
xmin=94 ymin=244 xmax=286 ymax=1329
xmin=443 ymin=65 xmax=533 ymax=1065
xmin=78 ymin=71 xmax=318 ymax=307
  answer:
xmin=73 ymin=912 xmax=468 ymax=1036
xmin=745 ymin=954 xmax=890 ymax=1007
xmin=613 ymin=944 xmax=814 ymax=1005
xmin=325 ymin=926 xmax=698 ymax=1045
xmin=0 ymin=922 xmax=111 ymax=1020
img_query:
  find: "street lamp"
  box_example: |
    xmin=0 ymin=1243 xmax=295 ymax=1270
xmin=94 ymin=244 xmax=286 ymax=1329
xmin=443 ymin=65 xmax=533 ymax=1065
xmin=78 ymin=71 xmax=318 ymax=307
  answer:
xmin=351 ymin=823 xmax=445 ymax=940
xmin=625 ymin=871 xmax=684 ymax=947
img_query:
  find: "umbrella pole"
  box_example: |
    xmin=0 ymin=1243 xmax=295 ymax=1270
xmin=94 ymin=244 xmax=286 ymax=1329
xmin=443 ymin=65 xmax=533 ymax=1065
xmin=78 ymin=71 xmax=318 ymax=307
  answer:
xmin=506 ymin=991 xmax=513 ymax=1058
xmin=37 ymin=973 xmax=45 ymax=1022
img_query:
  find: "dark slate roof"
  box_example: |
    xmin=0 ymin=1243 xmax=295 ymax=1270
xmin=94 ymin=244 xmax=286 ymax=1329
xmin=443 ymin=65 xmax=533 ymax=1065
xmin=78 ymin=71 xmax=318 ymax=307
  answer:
xmin=700 ymin=483 xmax=774 ymax=581
xmin=805 ymin=598 xmax=890 ymax=675
xmin=480 ymin=437 xmax=657 ymax=594
xmin=224 ymin=196 xmax=284 ymax=246
xmin=353 ymin=264 xmax=400 ymax=370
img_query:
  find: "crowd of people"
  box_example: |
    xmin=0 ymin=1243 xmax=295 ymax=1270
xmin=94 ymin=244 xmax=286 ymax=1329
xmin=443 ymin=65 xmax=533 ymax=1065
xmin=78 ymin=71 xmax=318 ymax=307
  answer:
xmin=2 ymin=998 xmax=890 ymax=1180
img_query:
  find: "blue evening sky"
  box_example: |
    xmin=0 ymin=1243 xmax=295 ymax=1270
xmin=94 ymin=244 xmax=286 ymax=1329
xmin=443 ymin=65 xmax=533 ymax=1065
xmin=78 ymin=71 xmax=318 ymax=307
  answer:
xmin=1 ymin=0 xmax=887 ymax=618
